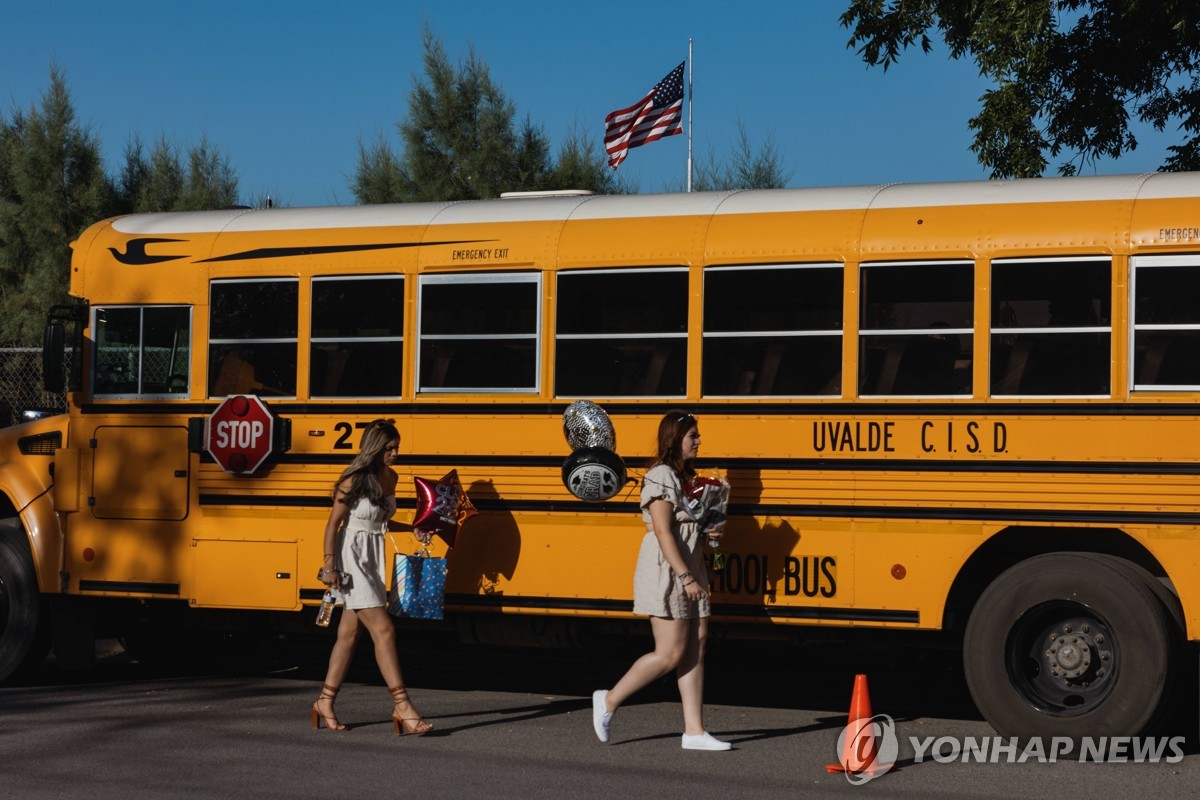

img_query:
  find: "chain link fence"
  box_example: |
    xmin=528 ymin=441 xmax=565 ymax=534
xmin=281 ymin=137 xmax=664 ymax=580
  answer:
xmin=0 ymin=347 xmax=71 ymax=427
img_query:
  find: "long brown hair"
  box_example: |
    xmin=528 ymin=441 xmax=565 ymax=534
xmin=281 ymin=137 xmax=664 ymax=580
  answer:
xmin=333 ymin=418 xmax=399 ymax=507
xmin=648 ymin=410 xmax=697 ymax=481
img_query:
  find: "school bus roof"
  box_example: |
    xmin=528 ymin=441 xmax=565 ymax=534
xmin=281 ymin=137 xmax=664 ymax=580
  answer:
xmin=103 ymin=172 xmax=1200 ymax=236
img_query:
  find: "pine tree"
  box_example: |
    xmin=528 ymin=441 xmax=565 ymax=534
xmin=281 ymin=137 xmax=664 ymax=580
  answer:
xmin=117 ymin=135 xmax=238 ymax=212
xmin=675 ymin=121 xmax=794 ymax=192
xmin=178 ymin=136 xmax=239 ymax=211
xmin=726 ymin=123 xmax=792 ymax=189
xmin=396 ymin=26 xmax=551 ymax=201
xmin=353 ymin=133 xmax=406 ymax=204
xmin=547 ymin=123 xmax=633 ymax=194
xmin=0 ymin=67 xmax=111 ymax=345
xmin=354 ymin=27 xmax=619 ymax=203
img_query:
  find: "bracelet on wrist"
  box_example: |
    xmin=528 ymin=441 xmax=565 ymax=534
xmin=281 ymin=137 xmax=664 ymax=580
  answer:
xmin=677 ymin=571 xmax=692 ymax=581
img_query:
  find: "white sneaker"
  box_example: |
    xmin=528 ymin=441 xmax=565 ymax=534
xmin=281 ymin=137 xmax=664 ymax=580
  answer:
xmin=681 ymin=731 xmax=732 ymax=751
xmin=592 ymin=690 xmax=613 ymax=743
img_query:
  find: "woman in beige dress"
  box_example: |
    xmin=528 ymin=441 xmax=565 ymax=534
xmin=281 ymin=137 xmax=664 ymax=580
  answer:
xmin=592 ymin=411 xmax=730 ymax=750
xmin=311 ymin=418 xmax=433 ymax=735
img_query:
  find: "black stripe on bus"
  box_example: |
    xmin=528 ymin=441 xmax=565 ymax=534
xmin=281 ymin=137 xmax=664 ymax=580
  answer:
xmin=197 ymin=493 xmax=1200 ymax=526
xmin=270 ymin=453 xmax=569 ymax=467
xmin=75 ymin=400 xmax=1200 ymax=417
xmin=197 ymin=239 xmax=491 ymax=263
xmin=298 ymin=589 xmax=918 ymax=623
xmin=261 ymin=452 xmax=1200 ymax=476
xmin=445 ymin=594 xmax=920 ymax=623
xmin=710 ymin=603 xmax=919 ymax=623
xmin=446 ymin=594 xmax=631 ymax=612
xmin=199 ymin=493 xmax=639 ymax=514
xmin=78 ymin=580 xmax=180 ymax=595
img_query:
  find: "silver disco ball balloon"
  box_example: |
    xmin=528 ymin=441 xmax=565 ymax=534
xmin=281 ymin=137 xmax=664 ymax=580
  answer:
xmin=562 ymin=399 xmax=616 ymax=451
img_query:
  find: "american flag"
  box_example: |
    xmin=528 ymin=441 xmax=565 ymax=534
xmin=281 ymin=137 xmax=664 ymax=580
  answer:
xmin=604 ymin=61 xmax=685 ymax=169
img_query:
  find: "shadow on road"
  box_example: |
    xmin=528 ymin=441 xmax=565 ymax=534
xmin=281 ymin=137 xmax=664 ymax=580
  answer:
xmin=14 ymin=618 xmax=984 ymax=726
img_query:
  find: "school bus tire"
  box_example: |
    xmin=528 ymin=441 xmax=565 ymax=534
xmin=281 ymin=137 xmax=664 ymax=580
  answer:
xmin=0 ymin=520 xmax=50 ymax=684
xmin=963 ymin=552 xmax=1175 ymax=739
xmin=1088 ymin=553 xmax=1188 ymax=732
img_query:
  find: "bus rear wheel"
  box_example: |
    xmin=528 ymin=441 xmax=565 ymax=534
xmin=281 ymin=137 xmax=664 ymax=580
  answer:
xmin=963 ymin=552 xmax=1176 ymax=739
xmin=0 ymin=520 xmax=49 ymax=683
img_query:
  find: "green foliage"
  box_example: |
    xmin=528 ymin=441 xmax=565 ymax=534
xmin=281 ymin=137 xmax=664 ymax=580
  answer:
xmin=547 ymin=122 xmax=634 ymax=194
xmin=841 ymin=0 xmax=1200 ymax=177
xmin=375 ymin=25 xmax=554 ymax=201
xmin=116 ymin=134 xmax=239 ymax=212
xmin=1 ymin=67 xmax=244 ymax=344
xmin=695 ymin=121 xmax=794 ymax=191
xmin=353 ymin=133 xmax=406 ymax=204
xmin=666 ymin=120 xmax=794 ymax=192
xmin=179 ymin=136 xmax=239 ymax=210
xmin=0 ymin=67 xmax=110 ymax=345
xmin=354 ymin=26 xmax=619 ymax=202
xmin=358 ymin=27 xmax=798 ymax=201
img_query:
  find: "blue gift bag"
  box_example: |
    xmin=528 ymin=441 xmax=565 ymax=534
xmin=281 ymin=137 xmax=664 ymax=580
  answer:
xmin=388 ymin=552 xmax=447 ymax=620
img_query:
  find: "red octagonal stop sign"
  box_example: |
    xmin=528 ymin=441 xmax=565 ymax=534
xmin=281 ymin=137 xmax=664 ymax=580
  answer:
xmin=205 ymin=395 xmax=275 ymax=474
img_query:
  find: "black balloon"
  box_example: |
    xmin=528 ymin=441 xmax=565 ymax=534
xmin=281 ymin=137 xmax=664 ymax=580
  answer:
xmin=561 ymin=447 xmax=626 ymax=501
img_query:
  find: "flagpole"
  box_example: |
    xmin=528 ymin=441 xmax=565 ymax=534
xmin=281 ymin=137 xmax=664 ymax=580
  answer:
xmin=687 ymin=39 xmax=693 ymax=192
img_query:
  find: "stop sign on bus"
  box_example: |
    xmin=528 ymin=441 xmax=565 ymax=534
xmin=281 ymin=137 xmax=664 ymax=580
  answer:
xmin=205 ymin=395 xmax=274 ymax=474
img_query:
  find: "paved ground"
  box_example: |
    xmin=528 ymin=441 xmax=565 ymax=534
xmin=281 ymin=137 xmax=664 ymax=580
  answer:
xmin=1 ymin=629 xmax=1197 ymax=799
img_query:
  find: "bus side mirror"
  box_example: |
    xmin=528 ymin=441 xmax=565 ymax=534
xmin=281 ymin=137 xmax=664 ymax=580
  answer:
xmin=42 ymin=302 xmax=87 ymax=394
xmin=43 ymin=321 xmax=65 ymax=393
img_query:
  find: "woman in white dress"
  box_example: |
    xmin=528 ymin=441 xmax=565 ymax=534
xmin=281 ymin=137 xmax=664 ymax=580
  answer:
xmin=311 ymin=419 xmax=433 ymax=735
xmin=592 ymin=411 xmax=731 ymax=750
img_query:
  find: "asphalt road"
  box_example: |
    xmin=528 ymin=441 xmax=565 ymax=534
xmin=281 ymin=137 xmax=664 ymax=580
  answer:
xmin=1 ymin=627 xmax=1197 ymax=800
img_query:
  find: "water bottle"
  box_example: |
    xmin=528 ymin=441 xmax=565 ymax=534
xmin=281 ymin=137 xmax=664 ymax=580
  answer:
xmin=315 ymin=589 xmax=337 ymax=627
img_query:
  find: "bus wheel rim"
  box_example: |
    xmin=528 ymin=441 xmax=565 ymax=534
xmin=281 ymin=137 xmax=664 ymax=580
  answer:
xmin=1005 ymin=601 xmax=1118 ymax=717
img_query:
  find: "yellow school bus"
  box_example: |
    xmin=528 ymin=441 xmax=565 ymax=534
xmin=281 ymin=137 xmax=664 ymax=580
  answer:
xmin=2 ymin=174 xmax=1199 ymax=739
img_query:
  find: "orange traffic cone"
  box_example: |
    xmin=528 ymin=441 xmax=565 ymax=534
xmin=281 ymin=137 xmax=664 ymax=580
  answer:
xmin=825 ymin=674 xmax=882 ymax=775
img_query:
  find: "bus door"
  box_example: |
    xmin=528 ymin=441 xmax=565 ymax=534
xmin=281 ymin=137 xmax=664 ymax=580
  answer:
xmin=89 ymin=425 xmax=190 ymax=520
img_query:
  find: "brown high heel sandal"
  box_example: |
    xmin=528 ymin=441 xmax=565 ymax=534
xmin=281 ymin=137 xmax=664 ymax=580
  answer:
xmin=389 ymin=685 xmax=433 ymax=735
xmin=310 ymin=683 xmax=347 ymax=731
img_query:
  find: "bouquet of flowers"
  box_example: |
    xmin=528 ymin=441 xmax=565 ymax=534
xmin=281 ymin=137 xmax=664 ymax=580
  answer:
xmin=683 ymin=469 xmax=730 ymax=571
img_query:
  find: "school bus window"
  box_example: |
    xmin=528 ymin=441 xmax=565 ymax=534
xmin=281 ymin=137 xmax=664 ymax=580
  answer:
xmin=703 ymin=264 xmax=842 ymax=396
xmin=208 ymin=278 xmax=298 ymax=398
xmin=418 ymin=273 xmax=539 ymax=393
xmin=93 ymin=305 xmax=191 ymax=397
xmin=311 ymin=276 xmax=404 ymax=397
xmin=859 ymin=261 xmax=973 ymax=396
xmin=1131 ymin=255 xmax=1200 ymax=389
xmin=991 ymin=257 xmax=1111 ymax=396
xmin=556 ymin=268 xmax=687 ymax=397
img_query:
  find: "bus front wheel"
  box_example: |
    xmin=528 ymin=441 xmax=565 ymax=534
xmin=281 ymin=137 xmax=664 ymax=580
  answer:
xmin=963 ymin=552 xmax=1176 ymax=739
xmin=0 ymin=520 xmax=49 ymax=683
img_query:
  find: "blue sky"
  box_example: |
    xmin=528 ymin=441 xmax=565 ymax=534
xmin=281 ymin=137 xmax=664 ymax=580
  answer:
xmin=2 ymin=0 xmax=1182 ymax=207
